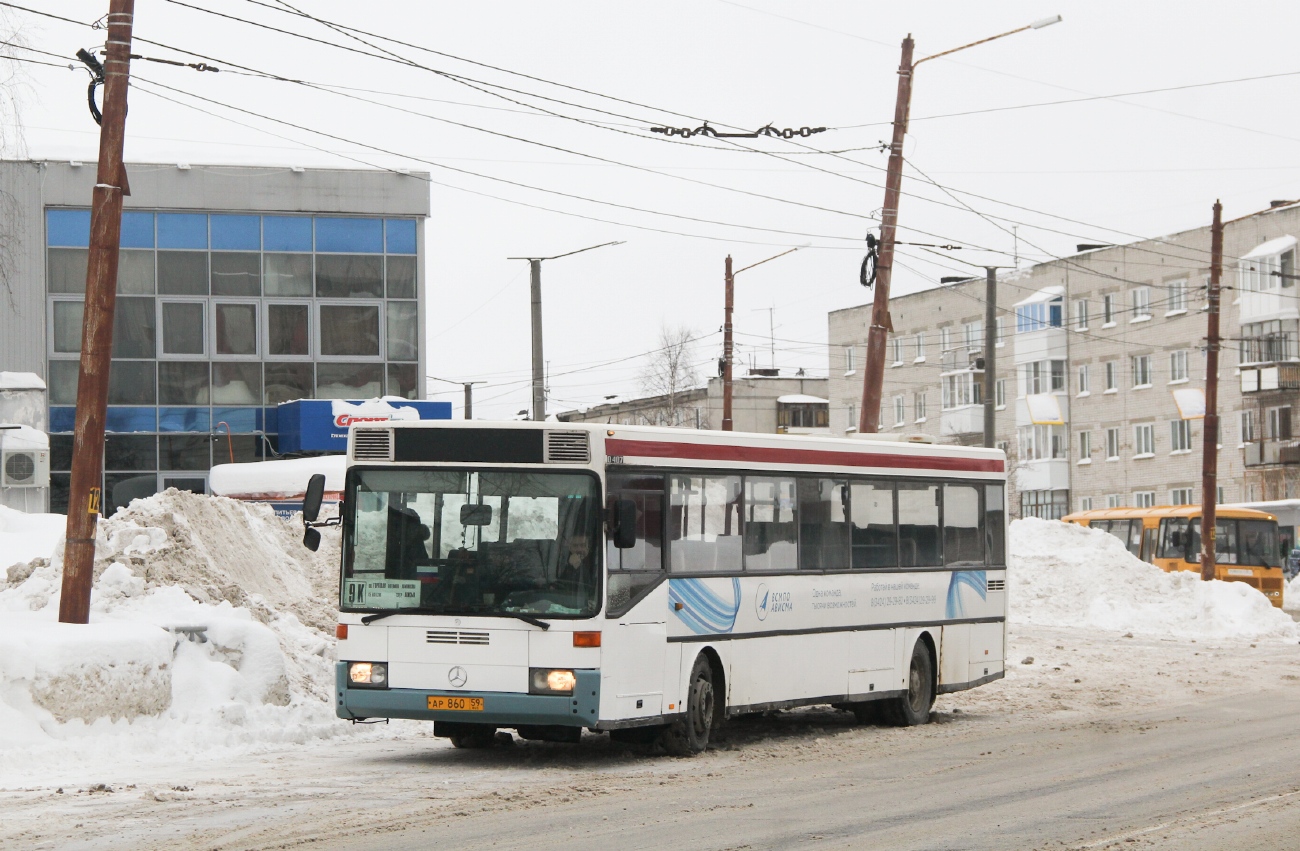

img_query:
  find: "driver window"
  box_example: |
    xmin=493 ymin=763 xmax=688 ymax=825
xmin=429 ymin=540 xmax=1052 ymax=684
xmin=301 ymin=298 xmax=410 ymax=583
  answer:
xmin=606 ymin=473 xmax=665 ymax=615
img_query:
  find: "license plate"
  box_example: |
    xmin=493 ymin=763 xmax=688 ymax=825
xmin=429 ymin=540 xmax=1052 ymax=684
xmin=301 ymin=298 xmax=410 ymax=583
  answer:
xmin=428 ymin=696 xmax=484 ymax=711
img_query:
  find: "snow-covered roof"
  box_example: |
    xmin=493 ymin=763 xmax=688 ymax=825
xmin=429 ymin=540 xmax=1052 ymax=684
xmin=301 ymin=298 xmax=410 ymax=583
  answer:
xmin=1242 ymin=235 xmax=1297 ymax=261
xmin=0 ymin=372 xmax=45 ymax=391
xmin=209 ymin=455 xmax=346 ymax=498
xmin=1012 ymin=285 xmax=1065 ymax=308
xmin=777 ymin=394 xmax=829 ymax=405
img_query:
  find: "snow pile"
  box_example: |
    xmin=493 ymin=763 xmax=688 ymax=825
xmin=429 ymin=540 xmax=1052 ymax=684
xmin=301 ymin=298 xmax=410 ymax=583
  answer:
xmin=1287 ymin=572 xmax=1300 ymax=617
xmin=0 ymin=490 xmax=358 ymax=782
xmin=210 ymin=454 xmax=346 ymax=498
xmin=0 ymin=504 xmax=66 ymax=572
xmin=1008 ymin=517 xmax=1300 ymax=641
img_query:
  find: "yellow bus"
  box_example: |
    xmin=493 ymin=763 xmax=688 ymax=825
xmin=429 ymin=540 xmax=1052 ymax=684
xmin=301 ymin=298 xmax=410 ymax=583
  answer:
xmin=1062 ymin=506 xmax=1285 ymax=608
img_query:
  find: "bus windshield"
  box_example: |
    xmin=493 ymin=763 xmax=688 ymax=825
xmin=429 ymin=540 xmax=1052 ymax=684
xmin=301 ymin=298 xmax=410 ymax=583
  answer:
xmin=342 ymin=469 xmax=601 ymax=617
xmin=1185 ymin=518 xmax=1281 ymax=568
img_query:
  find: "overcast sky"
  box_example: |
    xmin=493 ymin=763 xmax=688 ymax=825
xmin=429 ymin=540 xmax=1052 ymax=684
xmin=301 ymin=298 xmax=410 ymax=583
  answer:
xmin=10 ymin=1 xmax=1300 ymax=419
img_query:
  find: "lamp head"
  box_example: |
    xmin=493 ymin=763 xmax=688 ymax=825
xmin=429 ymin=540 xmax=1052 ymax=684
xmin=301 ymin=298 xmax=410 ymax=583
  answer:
xmin=1029 ymin=14 xmax=1063 ymax=29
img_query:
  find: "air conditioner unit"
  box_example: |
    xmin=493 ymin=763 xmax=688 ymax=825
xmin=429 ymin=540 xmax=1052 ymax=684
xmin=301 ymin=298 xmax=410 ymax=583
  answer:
xmin=2 ymin=450 xmax=50 ymax=488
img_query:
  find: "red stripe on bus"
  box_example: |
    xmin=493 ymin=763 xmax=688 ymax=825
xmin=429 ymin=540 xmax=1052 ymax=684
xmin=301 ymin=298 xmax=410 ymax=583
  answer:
xmin=604 ymin=439 xmax=1004 ymax=474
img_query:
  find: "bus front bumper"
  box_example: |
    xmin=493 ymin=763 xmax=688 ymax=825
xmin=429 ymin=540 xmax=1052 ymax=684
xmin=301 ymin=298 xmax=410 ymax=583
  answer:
xmin=335 ymin=663 xmax=600 ymax=727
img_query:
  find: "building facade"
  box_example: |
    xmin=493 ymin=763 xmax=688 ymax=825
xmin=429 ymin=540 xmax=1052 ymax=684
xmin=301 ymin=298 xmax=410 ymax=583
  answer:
xmin=828 ymin=202 xmax=1300 ymax=519
xmin=0 ymin=160 xmax=430 ymax=513
xmin=558 ymin=371 xmax=829 ymax=435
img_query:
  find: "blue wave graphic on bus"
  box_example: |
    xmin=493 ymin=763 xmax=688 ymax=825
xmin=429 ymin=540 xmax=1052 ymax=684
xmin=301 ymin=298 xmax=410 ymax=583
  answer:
xmin=669 ymin=578 xmax=742 ymax=635
xmin=945 ymin=570 xmax=987 ymax=619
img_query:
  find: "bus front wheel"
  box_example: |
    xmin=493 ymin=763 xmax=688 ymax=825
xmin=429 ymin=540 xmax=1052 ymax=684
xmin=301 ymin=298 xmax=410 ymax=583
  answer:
xmin=659 ymin=655 xmax=715 ymax=756
xmin=883 ymin=640 xmax=935 ymax=727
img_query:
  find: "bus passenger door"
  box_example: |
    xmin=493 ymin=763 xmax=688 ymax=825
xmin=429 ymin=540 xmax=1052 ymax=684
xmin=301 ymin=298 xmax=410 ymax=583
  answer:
xmin=1141 ymin=525 xmax=1158 ymax=564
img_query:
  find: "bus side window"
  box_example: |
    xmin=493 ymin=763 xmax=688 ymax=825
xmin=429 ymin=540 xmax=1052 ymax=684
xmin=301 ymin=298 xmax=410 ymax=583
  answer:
xmin=743 ymin=476 xmax=798 ymax=571
xmin=897 ymin=481 xmax=941 ymax=567
xmin=985 ymin=484 xmax=1006 ymax=566
xmin=605 ymin=473 xmax=665 ymax=615
xmin=1158 ymin=518 xmax=1189 ymax=559
xmin=668 ymin=474 xmax=742 ymax=573
xmin=849 ymin=479 xmax=897 ymax=569
xmin=797 ymin=478 xmax=849 ymax=570
xmin=1126 ymin=520 xmax=1143 ymax=558
xmin=943 ymin=483 xmax=984 ymax=566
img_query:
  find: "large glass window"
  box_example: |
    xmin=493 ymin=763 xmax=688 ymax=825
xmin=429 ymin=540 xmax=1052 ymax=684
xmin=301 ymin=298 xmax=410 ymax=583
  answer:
xmin=51 ymin=300 xmax=84 ymax=353
xmin=316 ymin=363 xmax=382 ymax=399
xmin=797 ymin=478 xmax=848 ymax=570
xmin=343 ymin=469 xmax=601 ymax=617
xmin=386 ymin=255 xmax=417 ymax=299
xmin=316 ymin=217 xmax=383 ymax=254
xmin=320 ymin=304 xmax=380 ymax=357
xmin=316 ymin=255 xmax=384 ymax=298
xmin=669 ymin=474 xmax=742 ymax=573
xmin=161 ymin=301 xmax=205 ymax=356
xmin=48 ymin=248 xmax=89 ymax=294
xmin=109 ymin=361 xmax=156 ymax=405
xmin=112 ymin=297 xmax=156 ymax=359
xmin=47 ymin=361 xmax=79 ymax=405
xmin=210 ymin=252 xmax=261 ymax=296
xmin=265 ymin=362 xmax=313 ymax=404
xmin=212 ymin=362 xmax=262 ymax=405
xmin=157 ymin=251 xmax=208 ymax=295
xmin=387 ymin=363 xmax=419 ymax=400
xmin=159 ymin=361 xmax=209 ymax=405
xmin=157 ymin=213 xmax=208 ymax=249
xmin=210 ymin=214 xmax=260 ymax=251
xmin=105 ymin=434 xmax=157 ymax=471
xmin=743 ymin=476 xmax=797 ymax=571
xmin=267 ymin=303 xmax=310 ymax=356
xmin=214 ymin=303 xmax=258 ymax=356
xmin=849 ymin=480 xmax=895 ymax=568
xmin=118 ymin=249 xmax=155 ymax=294
xmin=387 ymin=302 xmax=418 ymax=361
xmin=264 ymin=253 xmax=313 ymax=296
xmin=897 ymin=482 xmax=941 ymax=567
xmin=159 ymin=435 xmax=210 ymax=470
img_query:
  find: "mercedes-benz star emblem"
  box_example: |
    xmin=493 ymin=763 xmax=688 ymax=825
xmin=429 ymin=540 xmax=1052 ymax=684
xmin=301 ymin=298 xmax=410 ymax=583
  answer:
xmin=447 ymin=666 xmax=468 ymax=688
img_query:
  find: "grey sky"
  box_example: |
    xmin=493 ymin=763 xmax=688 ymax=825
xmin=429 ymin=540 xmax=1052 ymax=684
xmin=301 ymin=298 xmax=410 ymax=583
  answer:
xmin=11 ymin=1 xmax=1300 ymax=418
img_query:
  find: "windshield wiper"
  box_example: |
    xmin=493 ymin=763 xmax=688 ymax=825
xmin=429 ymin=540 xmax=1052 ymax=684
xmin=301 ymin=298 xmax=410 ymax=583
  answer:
xmin=359 ymin=607 xmax=445 ymax=625
xmin=486 ymin=612 xmax=551 ymax=630
xmin=356 ymin=608 xmax=550 ymax=630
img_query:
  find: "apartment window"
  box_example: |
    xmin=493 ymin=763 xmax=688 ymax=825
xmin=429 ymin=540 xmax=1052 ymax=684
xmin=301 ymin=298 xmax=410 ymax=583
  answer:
xmin=1131 ymin=355 xmax=1151 ymax=388
xmin=843 ymin=345 xmax=856 ymax=374
xmin=890 ymin=338 xmax=902 ymax=365
xmin=1171 ymin=419 xmax=1192 ymax=452
xmin=1023 ymin=360 xmax=1066 ymax=395
xmin=1240 ymin=410 xmax=1256 ymax=443
xmin=1077 ymin=364 xmax=1090 ymax=394
xmin=1080 ymin=496 xmax=1093 ymax=511
xmin=1102 ymin=294 xmax=1115 ymax=325
xmin=1169 ymin=350 xmax=1188 ymax=383
xmin=1166 ymin=279 xmax=1187 ymax=313
xmin=995 ymin=379 xmax=1006 ymax=409
xmin=1018 ymin=424 xmax=1066 ymax=461
xmin=996 ymin=440 xmax=1009 ymax=454
xmin=1104 ymin=361 xmax=1117 ymax=392
xmin=893 ymin=395 xmax=906 ymax=427
xmin=1217 ymin=486 xmax=1225 ymax=504
xmin=942 ymin=372 xmax=981 ymax=409
xmin=913 ymin=332 xmax=925 ymax=361
xmin=1106 ymin=494 xmax=1124 ymax=508
xmin=1134 ymin=491 xmax=1156 ymax=508
xmin=1077 ymin=431 xmax=1091 ymax=462
xmin=1268 ymin=405 xmax=1293 ymax=440
xmin=1106 ymin=427 xmax=1120 ymax=460
xmin=914 ymin=391 xmax=927 ymax=422
xmin=846 ymin=403 xmax=856 ymax=431
xmin=963 ymin=320 xmax=983 ymax=348
xmin=1170 ymin=488 xmax=1194 ymax=506
xmin=994 ymin=317 xmax=1005 ymax=345
xmin=1131 ymin=287 xmax=1151 ymax=321
xmin=940 ymin=327 xmax=952 ymax=351
xmin=1015 ymin=297 xmax=1064 ymax=333
xmin=1073 ymin=299 xmax=1089 ymax=330
xmin=1134 ymin=423 xmax=1154 ymax=457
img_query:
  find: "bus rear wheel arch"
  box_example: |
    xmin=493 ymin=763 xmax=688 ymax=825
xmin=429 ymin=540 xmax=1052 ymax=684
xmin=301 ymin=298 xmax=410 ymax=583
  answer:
xmin=883 ymin=634 xmax=936 ymax=727
xmin=659 ymin=650 xmax=725 ymax=756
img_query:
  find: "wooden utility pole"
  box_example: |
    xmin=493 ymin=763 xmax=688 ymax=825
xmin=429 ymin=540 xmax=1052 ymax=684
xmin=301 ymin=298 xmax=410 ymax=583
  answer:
xmin=1199 ymin=201 xmax=1224 ymax=582
xmin=59 ymin=0 xmax=136 ymax=625
xmin=859 ymin=36 xmax=914 ymax=433
xmin=722 ymin=255 xmax=735 ymax=431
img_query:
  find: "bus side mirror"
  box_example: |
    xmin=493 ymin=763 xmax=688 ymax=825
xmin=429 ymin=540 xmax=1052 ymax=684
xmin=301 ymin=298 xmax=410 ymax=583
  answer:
xmin=614 ymin=499 xmax=637 ymax=549
xmin=303 ymin=526 xmax=322 ymax=552
xmin=1169 ymin=531 xmax=1182 ymax=548
xmin=303 ymin=474 xmax=326 ymax=522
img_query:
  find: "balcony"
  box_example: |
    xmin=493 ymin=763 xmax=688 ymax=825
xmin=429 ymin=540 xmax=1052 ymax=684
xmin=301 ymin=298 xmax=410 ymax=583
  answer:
xmin=1015 ymin=458 xmax=1070 ymax=492
xmin=1244 ymin=441 xmax=1300 ymax=466
xmin=940 ymin=404 xmax=984 ymax=436
xmin=1240 ymin=363 xmax=1300 ymax=393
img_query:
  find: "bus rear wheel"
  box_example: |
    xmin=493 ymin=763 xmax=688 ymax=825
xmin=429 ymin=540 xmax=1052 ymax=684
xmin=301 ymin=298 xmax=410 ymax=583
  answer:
xmin=883 ymin=640 xmax=935 ymax=727
xmin=659 ymin=655 xmax=715 ymax=756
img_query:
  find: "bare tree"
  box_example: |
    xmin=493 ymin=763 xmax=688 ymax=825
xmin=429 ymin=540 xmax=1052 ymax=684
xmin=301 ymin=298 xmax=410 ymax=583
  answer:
xmin=639 ymin=324 xmax=703 ymax=428
xmin=0 ymin=11 xmax=30 ymax=305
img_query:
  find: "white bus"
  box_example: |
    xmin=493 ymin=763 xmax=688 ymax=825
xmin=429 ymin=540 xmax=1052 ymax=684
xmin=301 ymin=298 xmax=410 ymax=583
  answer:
xmin=306 ymin=422 xmax=1007 ymax=755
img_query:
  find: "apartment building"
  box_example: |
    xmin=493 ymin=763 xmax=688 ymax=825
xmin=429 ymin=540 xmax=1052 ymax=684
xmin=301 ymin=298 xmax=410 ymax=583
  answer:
xmin=828 ymin=201 xmax=1300 ymax=519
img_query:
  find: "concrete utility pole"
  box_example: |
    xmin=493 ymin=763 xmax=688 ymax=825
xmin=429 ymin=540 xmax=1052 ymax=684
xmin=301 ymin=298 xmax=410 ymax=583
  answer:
xmin=1200 ymin=200 xmax=1224 ymax=582
xmin=509 ymin=241 xmax=623 ymax=421
xmin=982 ymin=267 xmax=999 ymax=449
xmin=858 ymin=16 xmax=1062 ymax=433
xmin=721 ymin=246 xmax=805 ymax=431
xmin=60 ymin=0 xmax=136 ymax=625
xmin=428 ymin=376 xmax=485 ymax=419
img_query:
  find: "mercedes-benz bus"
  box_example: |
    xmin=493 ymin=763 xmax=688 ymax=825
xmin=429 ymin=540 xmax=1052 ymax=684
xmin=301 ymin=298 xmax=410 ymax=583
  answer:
xmin=306 ymin=422 xmax=1008 ymax=754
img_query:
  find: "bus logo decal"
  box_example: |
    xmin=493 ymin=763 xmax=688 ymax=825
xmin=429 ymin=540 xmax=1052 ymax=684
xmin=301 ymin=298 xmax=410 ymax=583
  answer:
xmin=669 ymin=578 xmax=741 ymax=634
xmin=945 ymin=571 xmax=987 ymax=619
xmin=756 ymin=584 xmax=770 ymax=621
xmin=448 ymin=666 xmax=468 ymax=688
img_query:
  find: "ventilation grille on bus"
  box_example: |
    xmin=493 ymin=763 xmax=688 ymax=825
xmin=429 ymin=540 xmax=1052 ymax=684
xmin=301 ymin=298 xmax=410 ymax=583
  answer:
xmin=544 ymin=430 xmax=590 ymax=463
xmin=353 ymin=428 xmax=394 ymax=461
xmin=987 ymin=579 xmax=1006 ymax=592
xmin=426 ymin=629 xmax=490 ymax=646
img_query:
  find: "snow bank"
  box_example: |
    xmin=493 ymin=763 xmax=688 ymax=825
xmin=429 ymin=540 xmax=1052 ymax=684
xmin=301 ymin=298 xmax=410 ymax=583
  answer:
xmin=209 ymin=454 xmax=346 ymax=499
xmin=1009 ymin=518 xmax=1299 ymax=641
xmin=0 ymin=504 xmax=66 ymax=572
xmin=0 ymin=490 xmax=363 ymax=784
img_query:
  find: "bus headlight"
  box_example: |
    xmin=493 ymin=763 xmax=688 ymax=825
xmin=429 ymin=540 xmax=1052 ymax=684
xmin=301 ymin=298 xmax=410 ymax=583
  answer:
xmin=349 ymin=661 xmax=388 ymax=687
xmin=530 ymin=668 xmax=576 ymax=694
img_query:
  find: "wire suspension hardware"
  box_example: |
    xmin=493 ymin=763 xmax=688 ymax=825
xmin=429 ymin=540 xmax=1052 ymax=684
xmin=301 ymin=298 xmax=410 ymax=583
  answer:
xmin=651 ymin=122 xmax=827 ymax=139
xmin=75 ymin=48 xmax=105 ymax=125
xmin=860 ymin=233 xmax=878 ymax=288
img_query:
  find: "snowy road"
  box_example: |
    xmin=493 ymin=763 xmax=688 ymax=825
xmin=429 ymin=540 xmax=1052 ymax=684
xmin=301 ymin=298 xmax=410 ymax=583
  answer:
xmin=6 ymin=624 xmax=1300 ymax=851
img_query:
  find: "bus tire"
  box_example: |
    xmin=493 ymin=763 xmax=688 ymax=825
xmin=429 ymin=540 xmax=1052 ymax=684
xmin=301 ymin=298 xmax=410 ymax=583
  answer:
xmin=848 ymin=701 xmax=885 ymax=725
xmin=659 ymin=655 xmax=715 ymax=756
xmin=448 ymin=725 xmax=497 ymax=749
xmin=885 ymin=639 xmax=935 ymax=727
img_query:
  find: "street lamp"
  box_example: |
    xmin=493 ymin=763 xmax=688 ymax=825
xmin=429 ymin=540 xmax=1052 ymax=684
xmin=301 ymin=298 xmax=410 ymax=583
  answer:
xmin=722 ymin=244 xmax=808 ymax=431
xmin=858 ymin=15 xmax=1062 ymax=434
xmin=509 ymin=241 xmax=625 ymax=420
